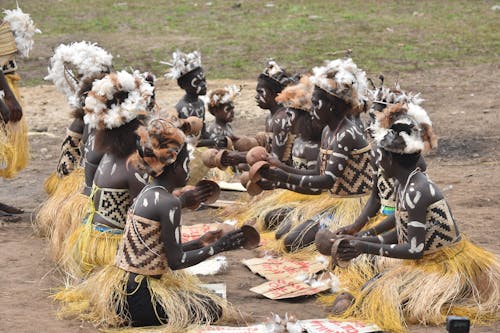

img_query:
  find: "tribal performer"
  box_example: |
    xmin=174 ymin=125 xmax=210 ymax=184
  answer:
xmin=36 ymin=42 xmax=112 ymax=260
xmin=61 ymin=70 xmax=155 ymax=277
xmin=252 ymin=58 xmax=373 ymax=255
xmin=0 ymin=6 xmax=40 ymax=216
xmin=55 ymin=118 xmax=245 ymax=329
xmin=315 ymin=105 xmax=500 ymax=333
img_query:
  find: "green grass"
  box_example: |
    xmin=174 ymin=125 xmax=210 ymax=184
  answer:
xmin=8 ymin=0 xmax=500 ymax=85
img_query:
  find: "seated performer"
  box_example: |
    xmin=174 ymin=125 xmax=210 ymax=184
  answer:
xmin=315 ymin=106 xmax=500 ymax=332
xmin=206 ymin=85 xmax=241 ymax=142
xmin=43 ymin=41 xmax=113 ymax=196
xmin=255 ymin=59 xmax=298 ymax=161
xmin=62 ymin=70 xmax=155 ymax=276
xmin=256 ymin=58 xmax=373 ymax=252
xmin=335 ymin=81 xmax=435 ymax=237
xmin=0 ymin=6 xmax=40 ymax=216
xmin=55 ymin=118 xmax=245 ymax=328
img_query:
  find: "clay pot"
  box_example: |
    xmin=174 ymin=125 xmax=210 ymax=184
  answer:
xmin=196 ymin=179 xmax=220 ymax=204
xmin=201 ymin=149 xmax=220 ymax=168
xmin=315 ymin=229 xmax=336 ymax=256
xmin=234 ymin=136 xmax=259 ymax=152
xmin=184 ymin=116 xmax=203 ymax=135
xmin=240 ymin=224 xmax=261 ymax=249
xmin=246 ymin=146 xmax=269 ymax=165
xmin=239 ymin=172 xmax=250 ymax=187
xmin=249 ymin=160 xmax=270 ymax=183
xmin=246 ymin=181 xmax=263 ymax=196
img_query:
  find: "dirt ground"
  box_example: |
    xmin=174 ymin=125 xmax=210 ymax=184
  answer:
xmin=0 ymin=63 xmax=499 ymax=332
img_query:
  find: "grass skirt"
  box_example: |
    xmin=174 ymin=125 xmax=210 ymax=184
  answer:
xmin=43 ymin=171 xmax=60 ymax=196
xmin=53 ymin=265 xmax=234 ymax=330
xmin=332 ymin=237 xmax=500 ymax=333
xmin=0 ymin=73 xmax=29 ymax=178
xmin=61 ymin=216 xmax=123 ymax=278
xmin=34 ymin=168 xmax=84 ymax=237
xmin=49 ymin=192 xmax=89 ymax=264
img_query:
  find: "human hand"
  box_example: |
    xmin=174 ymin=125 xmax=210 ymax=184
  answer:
xmin=213 ymin=229 xmax=245 ymax=253
xmin=178 ymin=184 xmax=214 ymax=209
xmin=214 ymin=136 xmax=228 ymax=148
xmin=336 ymin=239 xmax=361 ymax=261
xmin=3 ymin=93 xmax=22 ymax=122
xmin=334 ymin=224 xmax=359 ymax=236
xmin=200 ymin=229 xmax=223 ymax=246
xmin=256 ymin=179 xmax=275 ymax=191
xmin=265 ymin=155 xmax=281 ymax=167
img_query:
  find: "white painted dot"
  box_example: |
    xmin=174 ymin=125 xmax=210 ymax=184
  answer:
xmin=143 ymin=198 xmax=148 ymax=207
xmin=338 ymin=164 xmax=344 ymax=171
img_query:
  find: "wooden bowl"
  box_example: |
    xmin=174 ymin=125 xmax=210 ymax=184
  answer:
xmin=234 ymin=136 xmax=259 ymax=152
xmin=246 ymin=146 xmax=269 ymax=165
xmin=249 ymin=160 xmax=270 ymax=183
xmin=215 ymin=149 xmax=230 ymax=170
xmin=330 ymin=238 xmax=352 ymax=268
xmin=196 ymin=179 xmax=220 ymax=204
xmin=240 ymin=224 xmax=261 ymax=249
xmin=246 ymin=181 xmax=263 ymax=196
xmin=314 ymin=229 xmax=335 ymax=256
xmin=184 ymin=116 xmax=203 ymax=135
xmin=201 ymin=149 xmax=219 ymax=168
xmin=239 ymin=172 xmax=250 ymax=187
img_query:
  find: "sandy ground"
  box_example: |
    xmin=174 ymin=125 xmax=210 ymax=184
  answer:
xmin=0 ymin=63 xmax=499 ymax=332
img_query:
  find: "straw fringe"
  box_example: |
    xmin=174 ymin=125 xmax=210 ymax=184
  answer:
xmin=0 ymin=73 xmax=29 ymax=178
xmin=61 ymin=219 xmax=123 ymax=278
xmin=54 ymin=265 xmax=235 ymax=330
xmin=34 ymin=168 xmax=84 ymax=236
xmin=334 ymin=237 xmax=500 ymax=333
xmin=43 ymin=171 xmax=60 ymax=196
xmin=49 ymin=192 xmax=89 ymax=263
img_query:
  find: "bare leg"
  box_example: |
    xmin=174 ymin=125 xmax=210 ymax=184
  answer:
xmin=283 ymin=219 xmax=319 ymax=252
xmin=0 ymin=202 xmax=24 ymax=215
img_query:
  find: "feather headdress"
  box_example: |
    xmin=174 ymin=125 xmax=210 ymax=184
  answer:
xmin=83 ymin=70 xmax=154 ymax=130
xmin=310 ymin=58 xmax=369 ymax=109
xmin=371 ymin=78 xmax=423 ymax=106
xmin=275 ymin=75 xmax=314 ymax=112
xmin=207 ymin=85 xmax=241 ymax=109
xmin=258 ymin=59 xmax=298 ymax=92
xmin=163 ymin=50 xmax=202 ymax=80
xmin=372 ymin=102 xmax=437 ymax=154
xmin=44 ymin=41 xmax=113 ymax=108
xmin=2 ymin=5 xmax=41 ymax=58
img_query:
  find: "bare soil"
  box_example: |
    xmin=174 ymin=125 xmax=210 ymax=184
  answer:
xmin=0 ymin=63 xmax=499 ymax=332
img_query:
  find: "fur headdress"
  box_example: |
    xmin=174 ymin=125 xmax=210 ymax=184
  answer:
xmin=2 ymin=5 xmax=41 ymax=58
xmin=258 ymin=59 xmax=298 ymax=93
xmin=373 ymin=103 xmax=438 ymax=154
xmin=275 ymin=75 xmax=313 ymax=112
xmin=44 ymin=41 xmax=113 ymax=108
xmin=310 ymin=58 xmax=369 ymax=109
xmin=83 ymin=70 xmax=154 ymax=130
xmin=163 ymin=50 xmax=202 ymax=80
xmin=133 ymin=113 xmax=203 ymax=176
xmin=207 ymin=85 xmax=241 ymax=111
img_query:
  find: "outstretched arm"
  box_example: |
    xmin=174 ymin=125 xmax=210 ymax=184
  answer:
xmin=159 ymin=196 xmax=244 ymax=270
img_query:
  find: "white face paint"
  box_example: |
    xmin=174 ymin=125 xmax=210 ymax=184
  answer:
xmin=182 ymin=156 xmax=190 ymax=181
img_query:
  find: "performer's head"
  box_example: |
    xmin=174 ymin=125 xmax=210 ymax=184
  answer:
xmin=373 ymin=103 xmax=437 ymax=177
xmin=83 ymin=70 xmax=155 ymax=157
xmin=207 ymin=85 xmax=241 ymax=123
xmin=310 ymin=58 xmax=369 ymax=124
xmin=255 ymin=59 xmax=297 ymax=110
xmin=164 ymin=50 xmax=206 ymax=96
xmin=133 ymin=118 xmax=191 ymax=187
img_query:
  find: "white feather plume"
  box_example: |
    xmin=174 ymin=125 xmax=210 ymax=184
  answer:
xmin=44 ymin=41 xmax=113 ymax=108
xmin=2 ymin=5 xmax=41 ymax=58
xmin=163 ymin=50 xmax=202 ymax=80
